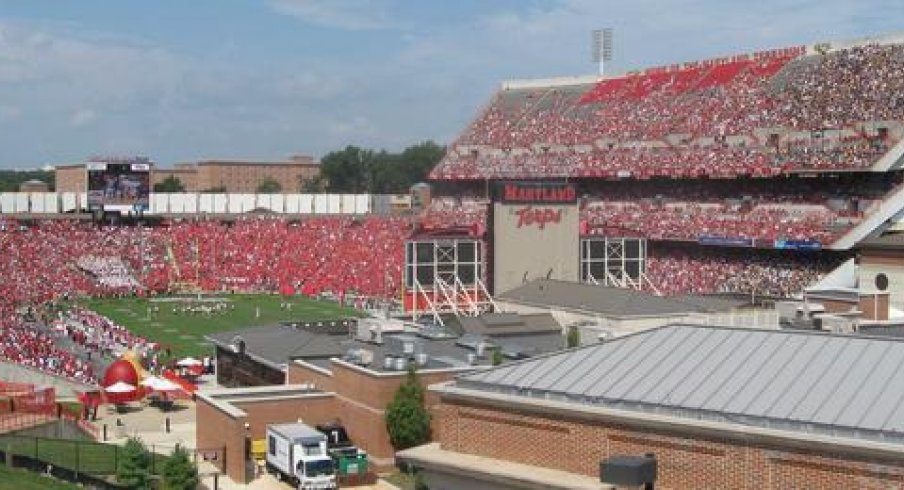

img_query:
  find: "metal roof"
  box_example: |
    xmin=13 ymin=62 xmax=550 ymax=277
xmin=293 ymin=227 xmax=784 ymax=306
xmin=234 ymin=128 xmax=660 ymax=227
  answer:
xmin=457 ymin=324 xmax=904 ymax=444
xmin=206 ymin=324 xmax=345 ymax=368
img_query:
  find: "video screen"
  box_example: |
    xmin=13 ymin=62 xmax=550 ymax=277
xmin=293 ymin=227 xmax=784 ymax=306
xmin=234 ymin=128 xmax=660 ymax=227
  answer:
xmin=87 ymin=161 xmax=151 ymax=211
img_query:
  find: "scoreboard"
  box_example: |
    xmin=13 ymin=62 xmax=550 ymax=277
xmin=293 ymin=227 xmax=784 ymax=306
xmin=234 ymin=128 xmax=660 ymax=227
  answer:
xmin=86 ymin=159 xmax=151 ymax=213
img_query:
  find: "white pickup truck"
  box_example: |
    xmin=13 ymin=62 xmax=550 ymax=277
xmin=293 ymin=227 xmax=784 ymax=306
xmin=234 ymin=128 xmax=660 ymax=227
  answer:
xmin=265 ymin=423 xmax=337 ymax=489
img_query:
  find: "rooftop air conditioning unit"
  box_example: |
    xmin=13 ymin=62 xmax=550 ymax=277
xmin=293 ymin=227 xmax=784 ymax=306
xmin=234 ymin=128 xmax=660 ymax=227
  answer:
xmin=359 ymin=349 xmax=374 ymax=366
xmin=416 ymin=353 xmax=428 ymax=367
xmin=394 ymin=357 xmax=408 ymax=371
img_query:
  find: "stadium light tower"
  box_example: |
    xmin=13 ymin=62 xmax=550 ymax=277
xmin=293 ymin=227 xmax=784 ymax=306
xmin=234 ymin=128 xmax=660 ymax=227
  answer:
xmin=592 ymin=28 xmax=613 ymax=76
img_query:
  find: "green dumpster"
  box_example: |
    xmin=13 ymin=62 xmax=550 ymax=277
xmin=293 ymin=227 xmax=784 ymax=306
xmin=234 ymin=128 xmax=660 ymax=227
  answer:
xmin=336 ymin=451 xmax=368 ymax=476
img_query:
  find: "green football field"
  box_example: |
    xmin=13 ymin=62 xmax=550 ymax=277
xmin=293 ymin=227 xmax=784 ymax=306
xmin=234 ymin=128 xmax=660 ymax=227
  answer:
xmin=76 ymin=294 xmax=363 ymax=358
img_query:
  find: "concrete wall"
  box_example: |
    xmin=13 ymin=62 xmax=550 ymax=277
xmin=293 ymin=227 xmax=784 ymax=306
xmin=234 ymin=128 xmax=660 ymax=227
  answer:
xmin=860 ymin=249 xmax=904 ymax=308
xmin=433 ymin=396 xmax=904 ymax=490
xmin=0 ymin=361 xmax=93 ymax=399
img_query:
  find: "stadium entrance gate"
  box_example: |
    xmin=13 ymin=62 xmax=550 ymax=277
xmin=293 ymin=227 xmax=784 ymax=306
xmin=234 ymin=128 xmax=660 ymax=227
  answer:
xmin=404 ymin=236 xmax=496 ymax=325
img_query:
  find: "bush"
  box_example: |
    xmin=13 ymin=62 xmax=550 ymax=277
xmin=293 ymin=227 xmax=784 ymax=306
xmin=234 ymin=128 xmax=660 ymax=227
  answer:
xmin=566 ymin=325 xmax=581 ymax=348
xmin=385 ymin=365 xmax=431 ymax=450
xmin=161 ymin=444 xmax=199 ymax=490
xmin=117 ymin=437 xmax=150 ymax=489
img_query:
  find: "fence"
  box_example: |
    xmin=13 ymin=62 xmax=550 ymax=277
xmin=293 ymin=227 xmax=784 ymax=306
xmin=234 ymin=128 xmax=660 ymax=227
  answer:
xmin=0 ymin=433 xmax=225 ymax=477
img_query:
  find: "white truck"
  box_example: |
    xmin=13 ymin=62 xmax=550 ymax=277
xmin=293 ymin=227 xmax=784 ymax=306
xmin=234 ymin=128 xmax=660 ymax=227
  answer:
xmin=266 ymin=423 xmax=337 ymax=489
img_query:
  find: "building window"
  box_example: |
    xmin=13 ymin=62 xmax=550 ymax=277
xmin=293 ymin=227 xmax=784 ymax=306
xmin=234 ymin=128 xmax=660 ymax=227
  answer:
xmin=269 ymin=436 xmax=276 ymax=455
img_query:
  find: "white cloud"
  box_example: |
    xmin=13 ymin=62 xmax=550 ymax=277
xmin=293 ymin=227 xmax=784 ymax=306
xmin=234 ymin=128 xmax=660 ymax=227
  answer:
xmin=328 ymin=115 xmax=375 ymax=137
xmin=70 ymin=109 xmax=97 ymax=127
xmin=276 ymin=72 xmax=348 ymax=101
xmin=268 ymin=0 xmax=397 ymax=30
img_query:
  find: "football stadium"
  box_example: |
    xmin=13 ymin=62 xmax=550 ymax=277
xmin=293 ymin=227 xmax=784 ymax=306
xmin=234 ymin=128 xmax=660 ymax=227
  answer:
xmin=3 ymin=21 xmax=904 ymax=490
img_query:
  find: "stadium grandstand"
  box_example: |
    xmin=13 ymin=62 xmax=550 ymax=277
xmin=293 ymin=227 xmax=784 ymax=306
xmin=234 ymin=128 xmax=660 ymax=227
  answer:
xmin=420 ymin=33 xmax=904 ymax=303
xmin=3 ymin=33 xmax=904 ymax=387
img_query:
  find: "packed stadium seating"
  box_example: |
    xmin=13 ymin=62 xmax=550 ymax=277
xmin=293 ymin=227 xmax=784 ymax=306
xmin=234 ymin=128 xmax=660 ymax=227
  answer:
xmin=0 ymin=311 xmax=97 ymax=384
xmin=432 ymin=43 xmax=904 ymax=180
xmin=421 ymin=175 xmax=896 ymax=245
xmin=0 ymin=217 xmax=411 ymax=384
xmin=644 ymin=246 xmax=837 ymax=297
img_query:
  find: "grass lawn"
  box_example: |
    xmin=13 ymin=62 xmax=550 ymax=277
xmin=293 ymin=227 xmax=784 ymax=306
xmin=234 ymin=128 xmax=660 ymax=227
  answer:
xmin=78 ymin=294 xmax=364 ymax=358
xmin=0 ymin=465 xmax=80 ymax=490
xmin=383 ymin=471 xmax=418 ymax=490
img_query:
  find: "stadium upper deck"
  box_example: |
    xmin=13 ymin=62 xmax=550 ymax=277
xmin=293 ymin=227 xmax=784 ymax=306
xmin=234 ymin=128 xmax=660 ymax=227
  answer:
xmin=430 ymin=34 xmax=904 ymax=181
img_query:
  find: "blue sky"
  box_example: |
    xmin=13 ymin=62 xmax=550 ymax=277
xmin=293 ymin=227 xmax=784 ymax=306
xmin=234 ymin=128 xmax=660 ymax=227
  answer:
xmin=0 ymin=0 xmax=901 ymax=169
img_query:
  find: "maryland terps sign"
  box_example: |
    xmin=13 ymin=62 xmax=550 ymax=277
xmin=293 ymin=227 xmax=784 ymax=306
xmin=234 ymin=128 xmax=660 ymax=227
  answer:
xmin=515 ymin=206 xmax=562 ymax=230
xmin=497 ymin=181 xmax=577 ymax=204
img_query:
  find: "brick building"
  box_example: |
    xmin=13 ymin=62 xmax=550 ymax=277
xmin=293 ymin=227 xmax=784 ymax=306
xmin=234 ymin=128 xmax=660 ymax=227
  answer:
xmin=198 ymin=315 xmax=566 ymax=484
xmin=55 ymin=155 xmax=319 ymax=194
xmin=400 ymin=324 xmax=904 ymax=489
xmin=54 ymin=164 xmax=87 ymax=194
xmin=195 ymin=360 xmax=465 ymax=483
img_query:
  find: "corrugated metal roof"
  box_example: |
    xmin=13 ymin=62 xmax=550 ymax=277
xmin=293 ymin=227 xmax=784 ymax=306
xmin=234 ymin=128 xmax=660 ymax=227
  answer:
xmin=457 ymin=325 xmax=904 ymax=444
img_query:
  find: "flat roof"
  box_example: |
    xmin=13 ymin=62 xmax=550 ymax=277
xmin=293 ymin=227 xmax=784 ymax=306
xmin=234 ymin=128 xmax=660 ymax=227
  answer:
xmin=859 ymin=233 xmax=904 ymax=251
xmin=498 ymin=280 xmax=743 ymax=318
xmin=456 ymin=324 xmax=904 ymax=445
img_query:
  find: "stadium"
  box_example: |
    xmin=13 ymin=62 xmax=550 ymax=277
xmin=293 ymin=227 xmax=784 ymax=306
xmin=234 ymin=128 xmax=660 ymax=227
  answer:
xmin=3 ymin=27 xmax=904 ymax=490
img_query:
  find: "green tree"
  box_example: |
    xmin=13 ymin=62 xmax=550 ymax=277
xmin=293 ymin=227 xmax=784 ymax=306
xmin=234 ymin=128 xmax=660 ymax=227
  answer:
xmin=566 ymin=325 xmax=581 ymax=349
xmin=491 ymin=348 xmax=503 ymax=366
xmin=385 ymin=365 xmax=431 ymax=450
xmin=318 ymin=141 xmax=445 ymax=194
xmin=319 ymin=146 xmax=374 ymax=193
xmin=301 ymin=175 xmax=328 ymax=193
xmin=153 ymin=175 xmax=185 ymax=193
xmin=0 ymin=169 xmax=55 ymax=192
xmin=200 ymin=186 xmax=227 ymax=193
xmin=161 ymin=444 xmax=199 ymax=490
xmin=117 ymin=436 xmax=151 ymax=489
xmin=256 ymin=177 xmax=282 ymax=193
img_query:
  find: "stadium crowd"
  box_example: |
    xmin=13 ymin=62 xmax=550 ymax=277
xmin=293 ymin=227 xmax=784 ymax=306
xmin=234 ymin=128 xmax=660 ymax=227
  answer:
xmin=433 ymin=43 xmax=904 ymax=180
xmin=0 ymin=216 xmax=411 ymax=384
xmin=645 ymin=247 xmax=836 ymax=297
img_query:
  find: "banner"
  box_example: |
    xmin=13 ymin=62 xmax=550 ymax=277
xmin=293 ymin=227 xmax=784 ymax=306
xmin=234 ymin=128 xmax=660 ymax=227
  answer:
xmin=698 ymin=235 xmax=754 ymax=247
xmin=774 ymin=239 xmax=822 ymax=250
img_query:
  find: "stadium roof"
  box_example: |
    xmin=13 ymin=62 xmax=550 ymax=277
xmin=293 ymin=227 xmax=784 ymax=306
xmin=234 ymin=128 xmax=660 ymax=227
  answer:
xmin=497 ymin=280 xmax=744 ymax=318
xmin=457 ymin=324 xmax=904 ymax=445
xmin=858 ymin=233 xmax=904 ymax=251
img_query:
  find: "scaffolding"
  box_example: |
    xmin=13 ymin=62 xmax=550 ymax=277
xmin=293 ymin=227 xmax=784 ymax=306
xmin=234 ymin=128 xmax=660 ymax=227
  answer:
xmin=581 ymin=237 xmax=660 ymax=295
xmin=405 ymin=238 xmax=497 ymax=326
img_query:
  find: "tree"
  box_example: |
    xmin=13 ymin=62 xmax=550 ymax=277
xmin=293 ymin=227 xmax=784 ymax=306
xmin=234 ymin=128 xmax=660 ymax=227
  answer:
xmin=153 ymin=175 xmax=185 ymax=193
xmin=317 ymin=141 xmax=446 ymax=194
xmin=301 ymin=175 xmax=328 ymax=193
xmin=161 ymin=444 xmax=199 ymax=490
xmin=385 ymin=365 xmax=431 ymax=450
xmin=0 ymin=169 xmax=55 ymax=192
xmin=256 ymin=177 xmax=282 ymax=193
xmin=117 ymin=436 xmax=151 ymax=489
xmin=200 ymin=186 xmax=227 ymax=193
xmin=491 ymin=348 xmax=503 ymax=366
xmin=566 ymin=325 xmax=581 ymax=349
xmin=319 ymin=146 xmax=374 ymax=193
